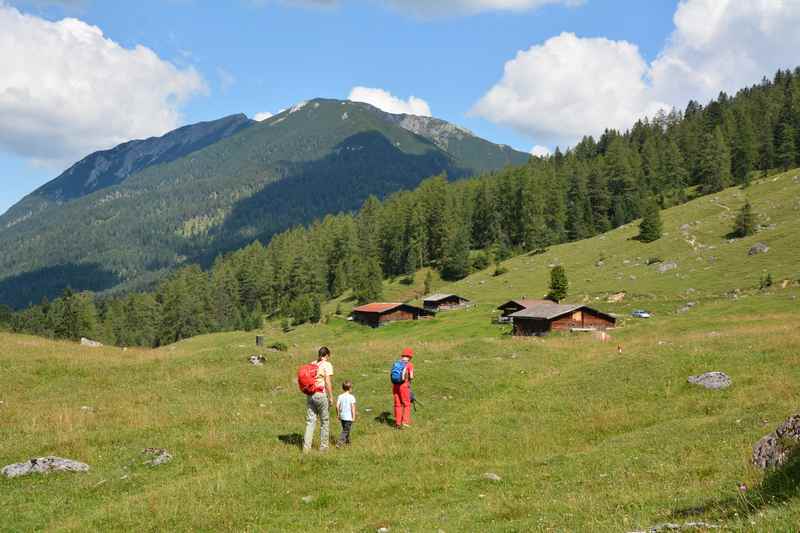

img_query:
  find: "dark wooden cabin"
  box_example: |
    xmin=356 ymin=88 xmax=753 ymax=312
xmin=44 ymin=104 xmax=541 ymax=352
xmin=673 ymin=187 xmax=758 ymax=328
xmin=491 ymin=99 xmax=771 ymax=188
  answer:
xmin=509 ymin=303 xmax=616 ymax=336
xmin=351 ymin=302 xmax=435 ymax=328
xmin=497 ymin=299 xmax=555 ymax=319
xmin=422 ymin=293 xmax=470 ymax=311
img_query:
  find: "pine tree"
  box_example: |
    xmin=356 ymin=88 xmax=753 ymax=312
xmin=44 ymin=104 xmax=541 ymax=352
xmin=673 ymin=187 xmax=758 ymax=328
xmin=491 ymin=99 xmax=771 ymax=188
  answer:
xmin=637 ymin=197 xmax=663 ymax=243
xmin=662 ymin=140 xmax=688 ymax=203
xmin=353 ymin=257 xmax=383 ymax=304
xmin=440 ymin=221 xmax=471 ymax=281
xmin=547 ymin=265 xmax=568 ymax=303
xmin=776 ymin=122 xmax=796 ymax=170
xmin=731 ymin=109 xmax=757 ymax=185
xmin=732 ymin=200 xmax=757 ymax=238
xmin=698 ymin=127 xmax=732 ymax=193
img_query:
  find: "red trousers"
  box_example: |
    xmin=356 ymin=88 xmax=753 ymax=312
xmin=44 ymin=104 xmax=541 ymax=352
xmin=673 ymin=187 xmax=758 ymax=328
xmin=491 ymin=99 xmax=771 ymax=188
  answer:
xmin=393 ymin=383 xmax=412 ymax=426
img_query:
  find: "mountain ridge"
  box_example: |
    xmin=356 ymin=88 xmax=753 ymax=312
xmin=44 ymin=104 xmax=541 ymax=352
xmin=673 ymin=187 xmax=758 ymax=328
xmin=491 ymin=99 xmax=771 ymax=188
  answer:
xmin=0 ymin=98 xmax=529 ymax=307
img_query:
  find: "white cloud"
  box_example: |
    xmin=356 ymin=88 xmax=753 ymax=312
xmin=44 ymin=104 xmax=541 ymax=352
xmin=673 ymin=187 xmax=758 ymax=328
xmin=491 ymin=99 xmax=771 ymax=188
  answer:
xmin=387 ymin=0 xmax=581 ymax=17
xmin=253 ymin=111 xmax=273 ymax=121
xmin=348 ymin=86 xmax=432 ymax=116
xmin=650 ymin=0 xmax=800 ymax=107
xmin=0 ymin=5 xmax=207 ymax=167
xmin=530 ymin=145 xmax=550 ymax=157
xmin=472 ymin=32 xmax=667 ymax=145
xmin=474 ymin=0 xmax=800 ymax=147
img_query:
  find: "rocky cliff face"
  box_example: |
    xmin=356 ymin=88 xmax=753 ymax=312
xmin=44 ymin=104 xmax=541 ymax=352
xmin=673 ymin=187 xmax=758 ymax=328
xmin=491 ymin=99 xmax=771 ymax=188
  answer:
xmin=382 ymin=113 xmax=474 ymax=152
xmin=36 ymin=113 xmax=254 ymax=203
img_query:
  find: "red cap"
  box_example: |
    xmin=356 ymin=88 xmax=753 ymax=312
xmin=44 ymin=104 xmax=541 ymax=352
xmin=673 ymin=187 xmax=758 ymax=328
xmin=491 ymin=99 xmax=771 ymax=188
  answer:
xmin=401 ymin=347 xmax=414 ymax=358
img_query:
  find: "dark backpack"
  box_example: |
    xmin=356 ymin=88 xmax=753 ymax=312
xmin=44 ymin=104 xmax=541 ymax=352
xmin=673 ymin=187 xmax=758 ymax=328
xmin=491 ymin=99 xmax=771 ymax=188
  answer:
xmin=297 ymin=363 xmax=319 ymax=395
xmin=390 ymin=360 xmax=407 ymax=385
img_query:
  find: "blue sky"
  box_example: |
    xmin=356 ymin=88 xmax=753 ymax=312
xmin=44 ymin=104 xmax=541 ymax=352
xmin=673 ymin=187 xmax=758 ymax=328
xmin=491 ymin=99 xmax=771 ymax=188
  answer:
xmin=2 ymin=0 xmax=799 ymax=215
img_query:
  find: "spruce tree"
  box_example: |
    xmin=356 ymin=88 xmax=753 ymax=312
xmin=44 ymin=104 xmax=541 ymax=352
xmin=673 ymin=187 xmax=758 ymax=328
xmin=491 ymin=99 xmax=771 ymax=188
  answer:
xmin=440 ymin=223 xmax=471 ymax=281
xmin=547 ymin=265 xmax=568 ymax=303
xmin=698 ymin=127 xmax=732 ymax=193
xmin=731 ymin=109 xmax=756 ymax=185
xmin=354 ymin=257 xmax=383 ymax=304
xmin=637 ymin=198 xmax=663 ymax=243
xmin=732 ymin=200 xmax=757 ymax=238
xmin=776 ymin=123 xmax=796 ymax=170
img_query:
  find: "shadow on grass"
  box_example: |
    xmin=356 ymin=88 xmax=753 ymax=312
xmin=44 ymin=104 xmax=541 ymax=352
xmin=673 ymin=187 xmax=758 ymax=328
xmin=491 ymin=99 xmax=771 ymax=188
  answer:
xmin=374 ymin=411 xmax=395 ymax=426
xmin=278 ymin=433 xmax=304 ymax=449
xmin=672 ymin=454 xmax=800 ymax=521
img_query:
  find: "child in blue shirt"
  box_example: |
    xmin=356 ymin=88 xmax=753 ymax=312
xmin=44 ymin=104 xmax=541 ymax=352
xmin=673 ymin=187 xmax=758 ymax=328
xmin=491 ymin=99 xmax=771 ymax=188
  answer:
xmin=336 ymin=380 xmax=357 ymax=447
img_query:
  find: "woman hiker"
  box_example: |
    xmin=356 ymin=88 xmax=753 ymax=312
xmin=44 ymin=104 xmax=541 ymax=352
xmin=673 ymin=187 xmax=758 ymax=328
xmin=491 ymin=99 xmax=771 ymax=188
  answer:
xmin=391 ymin=347 xmax=415 ymax=429
xmin=303 ymin=346 xmax=334 ymax=452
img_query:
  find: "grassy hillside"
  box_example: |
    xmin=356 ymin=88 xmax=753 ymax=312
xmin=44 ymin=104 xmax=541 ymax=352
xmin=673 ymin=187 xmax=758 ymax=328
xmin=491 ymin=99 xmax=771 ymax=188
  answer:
xmin=2 ymin=172 xmax=799 ymax=531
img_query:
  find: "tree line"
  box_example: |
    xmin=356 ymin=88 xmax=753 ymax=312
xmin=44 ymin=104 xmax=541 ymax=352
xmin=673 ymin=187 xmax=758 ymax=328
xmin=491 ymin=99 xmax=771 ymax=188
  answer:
xmin=8 ymin=67 xmax=800 ymax=347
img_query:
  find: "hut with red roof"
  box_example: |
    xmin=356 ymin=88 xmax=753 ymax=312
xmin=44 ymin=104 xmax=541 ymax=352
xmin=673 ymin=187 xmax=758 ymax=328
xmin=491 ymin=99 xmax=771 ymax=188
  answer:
xmin=351 ymin=302 xmax=436 ymax=328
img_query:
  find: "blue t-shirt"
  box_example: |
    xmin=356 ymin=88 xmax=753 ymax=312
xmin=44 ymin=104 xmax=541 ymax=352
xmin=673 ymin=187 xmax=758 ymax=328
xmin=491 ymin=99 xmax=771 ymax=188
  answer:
xmin=337 ymin=392 xmax=356 ymax=421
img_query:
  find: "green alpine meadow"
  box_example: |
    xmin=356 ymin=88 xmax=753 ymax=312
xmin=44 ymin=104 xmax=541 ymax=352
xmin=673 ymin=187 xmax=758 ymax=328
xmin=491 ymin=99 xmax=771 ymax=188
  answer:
xmin=4 ymin=2 xmax=800 ymax=531
xmin=2 ymin=168 xmax=800 ymax=531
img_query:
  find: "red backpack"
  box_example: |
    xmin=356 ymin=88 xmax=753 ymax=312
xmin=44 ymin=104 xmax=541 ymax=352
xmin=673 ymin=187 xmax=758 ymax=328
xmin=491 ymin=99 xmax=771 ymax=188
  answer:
xmin=297 ymin=362 xmax=319 ymax=395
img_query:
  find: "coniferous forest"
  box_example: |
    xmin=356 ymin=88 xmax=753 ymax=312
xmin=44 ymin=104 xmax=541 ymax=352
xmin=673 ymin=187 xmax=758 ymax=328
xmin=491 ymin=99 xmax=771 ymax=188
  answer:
xmin=6 ymin=68 xmax=800 ymax=347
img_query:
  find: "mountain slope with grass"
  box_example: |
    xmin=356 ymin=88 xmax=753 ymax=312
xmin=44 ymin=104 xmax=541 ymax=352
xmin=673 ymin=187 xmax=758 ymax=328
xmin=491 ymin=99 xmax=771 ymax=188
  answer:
xmin=2 ymin=171 xmax=799 ymax=531
xmin=0 ymin=99 xmax=528 ymax=308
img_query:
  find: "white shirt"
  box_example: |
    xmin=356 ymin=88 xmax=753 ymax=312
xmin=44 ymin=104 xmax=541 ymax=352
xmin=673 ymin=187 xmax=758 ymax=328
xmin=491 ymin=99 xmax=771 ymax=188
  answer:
xmin=337 ymin=392 xmax=356 ymax=421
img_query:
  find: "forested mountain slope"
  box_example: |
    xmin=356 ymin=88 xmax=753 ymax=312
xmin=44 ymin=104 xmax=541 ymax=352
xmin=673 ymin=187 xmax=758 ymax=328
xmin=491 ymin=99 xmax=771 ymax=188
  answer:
xmin=0 ymin=113 xmax=254 ymax=227
xmin=0 ymin=99 xmax=527 ymax=308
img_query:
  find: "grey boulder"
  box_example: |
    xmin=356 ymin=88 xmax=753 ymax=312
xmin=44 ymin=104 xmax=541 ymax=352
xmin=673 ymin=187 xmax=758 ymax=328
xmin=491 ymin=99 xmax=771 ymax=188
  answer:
xmin=687 ymin=372 xmax=731 ymax=390
xmin=748 ymin=242 xmax=769 ymax=255
xmin=2 ymin=456 xmax=89 ymax=478
xmin=753 ymin=414 xmax=800 ymax=469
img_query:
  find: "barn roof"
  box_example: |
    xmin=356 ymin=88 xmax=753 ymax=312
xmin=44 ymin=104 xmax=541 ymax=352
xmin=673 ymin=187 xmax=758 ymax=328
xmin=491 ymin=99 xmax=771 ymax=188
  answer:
xmin=497 ymin=298 xmax=553 ymax=310
xmin=352 ymin=302 xmax=403 ymax=313
xmin=509 ymin=303 xmax=616 ymax=322
xmin=423 ymin=293 xmax=469 ymax=302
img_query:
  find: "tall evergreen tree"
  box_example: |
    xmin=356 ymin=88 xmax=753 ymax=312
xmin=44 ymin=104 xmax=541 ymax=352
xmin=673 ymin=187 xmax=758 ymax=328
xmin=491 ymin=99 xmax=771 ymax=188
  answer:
xmin=637 ymin=197 xmax=663 ymax=243
xmin=547 ymin=265 xmax=569 ymax=303
xmin=731 ymin=108 xmax=757 ymax=185
xmin=440 ymin=221 xmax=471 ymax=281
xmin=698 ymin=127 xmax=732 ymax=193
xmin=732 ymin=200 xmax=758 ymax=238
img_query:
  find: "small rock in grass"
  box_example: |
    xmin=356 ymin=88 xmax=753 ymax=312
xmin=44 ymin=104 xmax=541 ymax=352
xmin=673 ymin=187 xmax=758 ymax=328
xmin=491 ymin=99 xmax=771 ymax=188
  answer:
xmin=656 ymin=261 xmax=677 ymax=273
xmin=482 ymin=472 xmax=502 ymax=482
xmin=301 ymin=495 xmax=315 ymax=504
xmin=143 ymin=448 xmax=172 ymax=467
xmin=2 ymin=456 xmax=89 ymax=478
xmin=687 ymin=372 xmax=731 ymax=390
xmin=80 ymin=337 xmax=103 ymax=347
xmin=248 ymin=355 xmax=266 ymax=365
xmin=748 ymin=242 xmax=769 ymax=255
xmin=377 ymin=528 xmax=390 ymax=533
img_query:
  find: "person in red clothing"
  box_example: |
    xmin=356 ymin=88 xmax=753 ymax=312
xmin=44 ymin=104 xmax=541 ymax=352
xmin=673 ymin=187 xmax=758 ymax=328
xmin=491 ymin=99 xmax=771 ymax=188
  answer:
xmin=392 ymin=347 xmax=415 ymax=429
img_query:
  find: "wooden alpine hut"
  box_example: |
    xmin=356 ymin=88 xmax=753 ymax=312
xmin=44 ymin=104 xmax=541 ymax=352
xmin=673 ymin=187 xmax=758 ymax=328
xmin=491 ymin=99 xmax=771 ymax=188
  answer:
xmin=496 ymin=299 xmax=555 ymax=321
xmin=509 ymin=303 xmax=616 ymax=336
xmin=422 ymin=293 xmax=470 ymax=312
xmin=351 ymin=302 xmax=436 ymax=328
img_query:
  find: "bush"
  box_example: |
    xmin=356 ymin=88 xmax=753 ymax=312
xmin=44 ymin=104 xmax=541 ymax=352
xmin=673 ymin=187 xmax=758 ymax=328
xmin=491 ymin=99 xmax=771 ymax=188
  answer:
xmin=472 ymin=252 xmax=490 ymax=271
xmin=270 ymin=341 xmax=288 ymax=352
xmin=400 ymin=276 xmax=415 ymax=285
xmin=493 ymin=265 xmax=508 ymax=277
